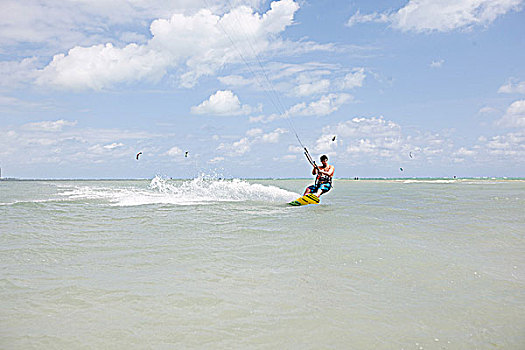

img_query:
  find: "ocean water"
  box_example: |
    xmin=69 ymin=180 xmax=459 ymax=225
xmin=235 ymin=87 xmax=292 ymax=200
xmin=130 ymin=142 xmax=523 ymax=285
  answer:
xmin=1 ymin=177 xmax=524 ymax=349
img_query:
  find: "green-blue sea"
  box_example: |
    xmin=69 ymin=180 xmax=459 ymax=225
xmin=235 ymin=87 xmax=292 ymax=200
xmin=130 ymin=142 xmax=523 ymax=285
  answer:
xmin=1 ymin=177 xmax=524 ymax=349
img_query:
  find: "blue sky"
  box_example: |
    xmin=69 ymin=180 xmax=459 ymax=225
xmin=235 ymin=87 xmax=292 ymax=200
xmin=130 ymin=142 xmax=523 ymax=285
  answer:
xmin=1 ymin=0 xmax=524 ymax=179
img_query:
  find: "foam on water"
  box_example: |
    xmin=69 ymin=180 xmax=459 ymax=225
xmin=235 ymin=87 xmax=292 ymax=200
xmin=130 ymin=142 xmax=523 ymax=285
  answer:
xmin=58 ymin=175 xmax=298 ymax=206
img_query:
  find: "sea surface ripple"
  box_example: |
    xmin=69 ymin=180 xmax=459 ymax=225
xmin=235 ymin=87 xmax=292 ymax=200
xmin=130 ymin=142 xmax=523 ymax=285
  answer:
xmin=1 ymin=177 xmax=524 ymax=349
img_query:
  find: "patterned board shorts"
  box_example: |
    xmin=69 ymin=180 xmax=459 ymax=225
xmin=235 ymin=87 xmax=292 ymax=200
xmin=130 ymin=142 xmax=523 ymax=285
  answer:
xmin=307 ymin=182 xmax=332 ymax=193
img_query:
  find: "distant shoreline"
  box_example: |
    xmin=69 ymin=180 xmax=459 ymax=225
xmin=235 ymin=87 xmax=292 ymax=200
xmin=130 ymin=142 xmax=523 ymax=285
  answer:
xmin=1 ymin=177 xmax=524 ymax=181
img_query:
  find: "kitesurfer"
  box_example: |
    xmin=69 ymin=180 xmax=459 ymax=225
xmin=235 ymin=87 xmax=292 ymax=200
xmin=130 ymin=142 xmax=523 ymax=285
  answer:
xmin=304 ymin=155 xmax=334 ymax=197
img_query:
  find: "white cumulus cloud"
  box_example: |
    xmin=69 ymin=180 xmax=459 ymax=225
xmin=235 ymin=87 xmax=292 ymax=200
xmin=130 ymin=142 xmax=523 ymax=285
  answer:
xmin=430 ymin=59 xmax=445 ymax=68
xmin=346 ymin=10 xmax=390 ymax=27
xmin=37 ymin=43 xmax=167 ymax=90
xmin=23 ymin=119 xmax=77 ymax=131
xmin=496 ymin=100 xmax=525 ymax=128
xmin=216 ymin=127 xmax=287 ymax=157
xmin=0 ymin=57 xmax=40 ymax=88
xmin=315 ymin=117 xmax=403 ymax=157
xmin=191 ymin=90 xmax=256 ymax=116
xmin=261 ymin=128 xmax=286 ymax=143
xmin=288 ymin=93 xmax=353 ymax=117
xmin=208 ymin=156 xmax=225 ymax=163
xmin=454 ymin=147 xmax=476 ymax=157
xmin=313 ymin=116 xmax=454 ymax=162
xmin=246 ymin=128 xmax=263 ymax=137
xmin=217 ymin=74 xmax=256 ymax=87
xmin=35 ymin=0 xmax=301 ymax=90
xmin=293 ymin=79 xmax=331 ymax=96
xmin=255 ymin=93 xmax=353 ymax=123
xmin=498 ymin=79 xmax=525 ymax=94
xmin=478 ymin=106 xmax=500 ymax=115
xmin=0 ymin=122 xmax=157 ymax=169
xmin=219 ymin=63 xmax=368 ymax=102
xmin=341 ymin=68 xmax=366 ymax=89
xmin=346 ymin=0 xmax=523 ymax=32
xmin=165 ymin=146 xmax=183 ymax=157
xmin=483 ymin=132 xmax=525 ymax=156
xmin=217 ymin=137 xmax=251 ymax=156
xmin=103 ymin=142 xmax=124 ymax=149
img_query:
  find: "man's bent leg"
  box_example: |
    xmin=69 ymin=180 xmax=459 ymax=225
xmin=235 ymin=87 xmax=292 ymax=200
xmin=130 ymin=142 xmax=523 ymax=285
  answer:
xmin=315 ymin=183 xmax=331 ymax=197
xmin=304 ymin=185 xmax=316 ymax=196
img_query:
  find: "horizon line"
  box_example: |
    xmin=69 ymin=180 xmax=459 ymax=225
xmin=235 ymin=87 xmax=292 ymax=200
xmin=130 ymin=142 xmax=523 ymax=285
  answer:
xmin=1 ymin=176 xmax=524 ymax=181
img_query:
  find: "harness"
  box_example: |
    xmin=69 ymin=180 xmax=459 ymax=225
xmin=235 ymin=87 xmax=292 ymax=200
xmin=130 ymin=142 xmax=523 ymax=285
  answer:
xmin=315 ymin=167 xmax=333 ymax=187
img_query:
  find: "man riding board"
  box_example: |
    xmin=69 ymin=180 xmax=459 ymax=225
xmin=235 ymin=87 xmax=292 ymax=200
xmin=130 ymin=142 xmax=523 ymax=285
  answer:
xmin=304 ymin=155 xmax=334 ymax=197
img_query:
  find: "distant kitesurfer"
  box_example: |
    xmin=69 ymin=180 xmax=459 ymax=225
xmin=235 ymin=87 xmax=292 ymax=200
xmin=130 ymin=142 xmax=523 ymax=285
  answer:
xmin=304 ymin=155 xmax=334 ymax=197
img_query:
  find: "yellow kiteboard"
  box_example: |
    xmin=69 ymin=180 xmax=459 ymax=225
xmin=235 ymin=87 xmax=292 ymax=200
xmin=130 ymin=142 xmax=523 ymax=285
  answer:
xmin=288 ymin=194 xmax=320 ymax=206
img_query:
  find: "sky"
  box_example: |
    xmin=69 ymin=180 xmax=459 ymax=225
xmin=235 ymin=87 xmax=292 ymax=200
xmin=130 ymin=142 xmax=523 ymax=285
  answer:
xmin=1 ymin=0 xmax=524 ymax=179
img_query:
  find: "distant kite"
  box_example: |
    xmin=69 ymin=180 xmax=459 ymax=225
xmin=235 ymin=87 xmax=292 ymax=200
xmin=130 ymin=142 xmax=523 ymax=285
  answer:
xmin=136 ymin=152 xmax=142 ymax=160
xmin=400 ymin=167 xmax=404 ymax=171
xmin=185 ymin=151 xmax=189 ymax=158
xmin=332 ymin=136 xmax=336 ymax=141
xmin=409 ymin=152 xmax=413 ymax=159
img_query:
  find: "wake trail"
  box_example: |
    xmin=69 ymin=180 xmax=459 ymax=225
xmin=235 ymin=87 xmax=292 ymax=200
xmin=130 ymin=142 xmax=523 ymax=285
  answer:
xmin=58 ymin=175 xmax=298 ymax=206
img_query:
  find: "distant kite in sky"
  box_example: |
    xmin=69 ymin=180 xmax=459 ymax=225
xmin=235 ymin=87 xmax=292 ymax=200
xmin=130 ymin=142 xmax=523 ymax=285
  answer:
xmin=400 ymin=167 xmax=404 ymax=171
xmin=185 ymin=151 xmax=189 ymax=157
xmin=409 ymin=152 xmax=413 ymax=158
xmin=332 ymin=136 xmax=336 ymax=141
xmin=136 ymin=152 xmax=142 ymax=160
